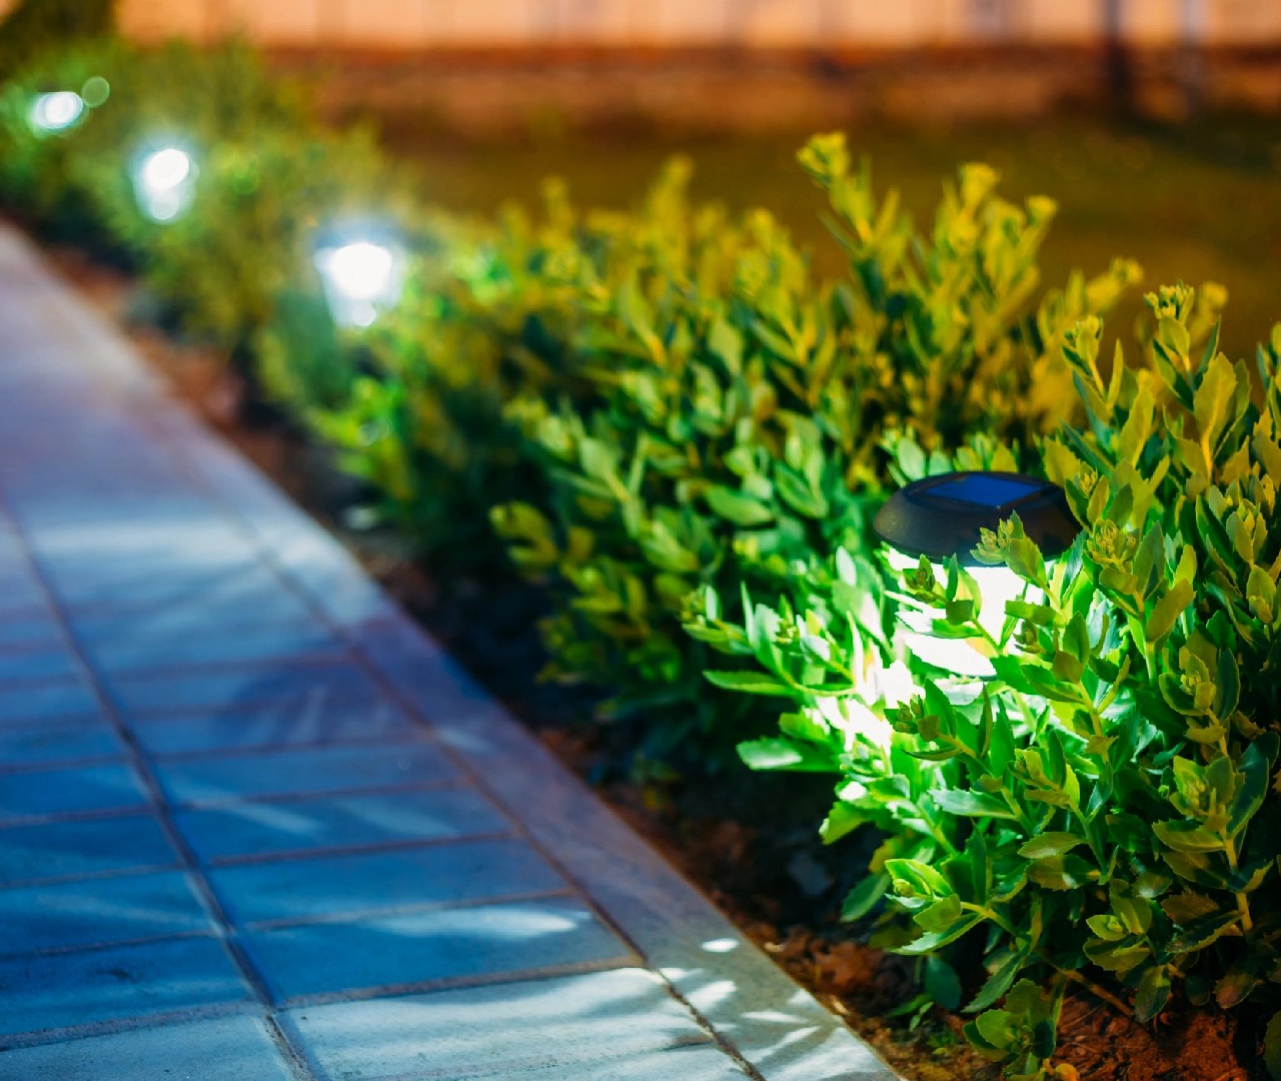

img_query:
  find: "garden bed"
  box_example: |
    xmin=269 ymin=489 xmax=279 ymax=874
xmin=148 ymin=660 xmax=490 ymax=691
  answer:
xmin=41 ymin=240 xmax=1263 ymax=1081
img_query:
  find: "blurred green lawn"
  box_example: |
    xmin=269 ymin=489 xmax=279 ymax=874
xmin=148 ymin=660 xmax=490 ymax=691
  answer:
xmin=383 ymin=115 xmax=1281 ymax=362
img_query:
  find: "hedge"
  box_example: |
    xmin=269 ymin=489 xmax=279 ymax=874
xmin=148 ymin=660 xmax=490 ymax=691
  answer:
xmin=6 ymin=24 xmax=1281 ymax=1080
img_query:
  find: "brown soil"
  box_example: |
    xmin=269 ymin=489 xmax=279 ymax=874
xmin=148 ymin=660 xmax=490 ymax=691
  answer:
xmin=41 ymin=242 xmax=1269 ymax=1081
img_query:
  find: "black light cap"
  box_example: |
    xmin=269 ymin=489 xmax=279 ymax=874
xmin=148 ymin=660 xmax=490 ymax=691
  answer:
xmin=872 ymin=471 xmax=1079 ymax=566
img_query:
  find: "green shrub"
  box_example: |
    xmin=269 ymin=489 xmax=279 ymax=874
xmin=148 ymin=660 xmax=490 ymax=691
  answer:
xmin=705 ymin=281 xmax=1281 ymax=1078
xmin=0 ymin=0 xmax=114 ymax=79
xmin=0 ymin=37 xmax=408 ymax=351
xmin=257 ymin=215 xmax=560 ymax=564
xmin=489 ymin=137 xmax=1139 ymax=771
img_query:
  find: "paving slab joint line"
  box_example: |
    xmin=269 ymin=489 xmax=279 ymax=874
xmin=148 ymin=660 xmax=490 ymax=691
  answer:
xmin=0 ymin=491 xmax=311 ymax=1073
xmin=129 ymin=403 xmax=687 ymax=1035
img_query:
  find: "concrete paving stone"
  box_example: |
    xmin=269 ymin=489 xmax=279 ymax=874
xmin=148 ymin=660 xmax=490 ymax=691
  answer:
xmin=129 ymin=694 xmax=415 ymax=757
xmin=0 ymin=815 xmax=177 ymax=884
xmin=31 ymin=521 xmax=250 ymax=566
xmin=272 ymin=542 xmax=400 ymax=628
xmin=0 ymin=936 xmax=251 ymax=1036
xmin=47 ymin=556 xmax=264 ymax=602
xmin=71 ymin=595 xmax=315 ymax=644
xmin=209 ymin=837 xmax=560 ymax=926
xmin=107 ymin=661 xmax=381 ymax=718
xmin=0 ymin=762 xmax=148 ymax=822
xmin=0 ymin=1014 xmax=296 ymax=1081
xmin=155 ymin=742 xmax=458 ymax=805
xmin=286 ymin=967 xmax=717 ymax=1081
xmin=41 ymin=535 xmax=256 ymax=577
xmin=0 ymin=719 xmax=125 ymax=767
xmin=0 ymin=870 xmax=213 ymax=953
xmin=0 ymin=574 xmax=46 ymax=615
xmin=0 ymin=647 xmax=81 ymax=685
xmin=175 ymin=786 xmax=507 ymax=862
xmin=0 ymin=612 xmax=64 ymax=647
xmin=47 ymin=554 xmax=262 ymax=596
xmin=6 ymin=476 xmax=195 ymax=503
xmin=244 ymin=896 xmax=632 ymax=1002
xmin=53 ymin=561 xmax=289 ymax=611
xmin=472 ymin=1044 xmax=750 ymax=1081
xmin=14 ymin=501 xmax=227 ymax=537
xmin=0 ymin=679 xmax=103 ymax=725
xmin=85 ymin=621 xmax=347 ymax=675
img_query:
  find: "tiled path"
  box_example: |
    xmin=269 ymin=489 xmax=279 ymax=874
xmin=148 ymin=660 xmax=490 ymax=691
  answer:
xmin=0 ymin=223 xmax=896 ymax=1081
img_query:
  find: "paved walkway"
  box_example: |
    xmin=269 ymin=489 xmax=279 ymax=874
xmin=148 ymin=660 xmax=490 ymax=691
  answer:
xmin=0 ymin=224 xmax=895 ymax=1081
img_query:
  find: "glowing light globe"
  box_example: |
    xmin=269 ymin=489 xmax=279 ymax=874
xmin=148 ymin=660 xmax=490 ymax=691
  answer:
xmin=133 ymin=147 xmax=196 ymax=223
xmin=29 ymin=91 xmax=85 ymax=134
xmin=873 ymin=472 xmax=1079 ymax=678
xmin=313 ymin=233 xmax=405 ymax=328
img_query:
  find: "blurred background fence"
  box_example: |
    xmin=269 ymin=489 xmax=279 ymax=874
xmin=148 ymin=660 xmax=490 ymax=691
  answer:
xmin=21 ymin=0 xmax=1280 ymax=49
xmin=1 ymin=0 xmax=1277 ymax=346
xmin=1 ymin=1 xmax=1275 ymax=129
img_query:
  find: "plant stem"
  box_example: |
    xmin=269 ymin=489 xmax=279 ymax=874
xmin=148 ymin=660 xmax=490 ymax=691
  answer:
xmin=1058 ymin=966 xmax=1133 ymax=1017
xmin=1222 ymin=834 xmax=1255 ymax=932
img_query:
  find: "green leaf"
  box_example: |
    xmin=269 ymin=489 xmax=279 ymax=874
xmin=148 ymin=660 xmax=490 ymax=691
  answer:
xmin=898 ymin=913 xmax=984 ymax=954
xmin=1017 ymin=832 xmax=1085 ymax=859
xmin=925 ymin=956 xmax=963 ymax=1011
xmin=916 ymin=895 xmax=964 ymax=932
xmin=1229 ymin=732 xmax=1279 ymax=836
xmin=1265 ymin=1010 xmax=1281 ymax=1080
xmin=819 ymin=802 xmax=865 ymax=844
xmin=965 ymin=950 xmax=1028 ymax=1013
xmin=934 ymin=789 xmax=1019 ymax=820
xmin=1169 ymin=909 xmax=1240 ymax=954
xmin=1214 ymin=955 xmax=1260 ymax=1009
xmin=705 ymin=670 xmax=792 ymax=696
xmin=708 ymin=318 xmax=743 ymax=373
xmin=736 ymin=738 xmax=832 ymax=772
xmin=1146 ymin=579 xmax=1195 ymax=643
xmin=841 ymin=873 xmax=890 ymax=921
xmin=1134 ymin=965 xmax=1171 ymax=1022
xmin=886 ymin=858 xmax=955 ymax=904
xmin=1153 ymin=821 xmax=1224 ymax=853
xmin=705 ymin=485 xmax=773 ymax=527
xmin=1193 ymin=351 xmax=1238 ymax=459
xmin=1027 ymin=854 xmax=1095 ymax=891
xmin=974 ymin=1008 xmax=1020 ymax=1051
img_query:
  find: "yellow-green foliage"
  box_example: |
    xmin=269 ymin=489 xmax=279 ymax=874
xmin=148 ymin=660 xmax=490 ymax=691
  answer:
xmin=484 ymin=140 xmax=1139 ymax=767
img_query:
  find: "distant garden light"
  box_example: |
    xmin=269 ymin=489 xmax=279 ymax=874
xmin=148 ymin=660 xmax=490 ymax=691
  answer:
xmin=873 ymin=472 xmax=1079 ymax=677
xmin=29 ymin=91 xmax=85 ymax=134
xmin=133 ymin=146 xmax=196 ymax=223
xmin=81 ymin=76 xmax=111 ymax=108
xmin=312 ymin=230 xmax=405 ymax=328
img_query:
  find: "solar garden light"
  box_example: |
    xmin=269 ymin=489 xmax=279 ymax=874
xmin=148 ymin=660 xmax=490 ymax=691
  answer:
xmin=28 ymin=91 xmax=85 ymax=135
xmin=872 ymin=472 xmax=1080 ymax=677
xmin=133 ymin=146 xmax=197 ymax=224
xmin=312 ymin=227 xmax=405 ymax=329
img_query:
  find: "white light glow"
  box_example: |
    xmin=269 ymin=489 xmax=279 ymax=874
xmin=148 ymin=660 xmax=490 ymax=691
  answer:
xmin=141 ymin=148 xmax=191 ymax=194
xmin=324 ymin=242 xmax=395 ymax=301
xmin=314 ymin=236 xmax=405 ymax=328
xmin=888 ymin=548 xmax=1035 ymax=679
xmin=701 ymin=938 xmax=740 ymax=954
xmin=134 ymin=147 xmax=196 ymax=224
xmin=30 ymin=91 xmax=84 ymax=133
